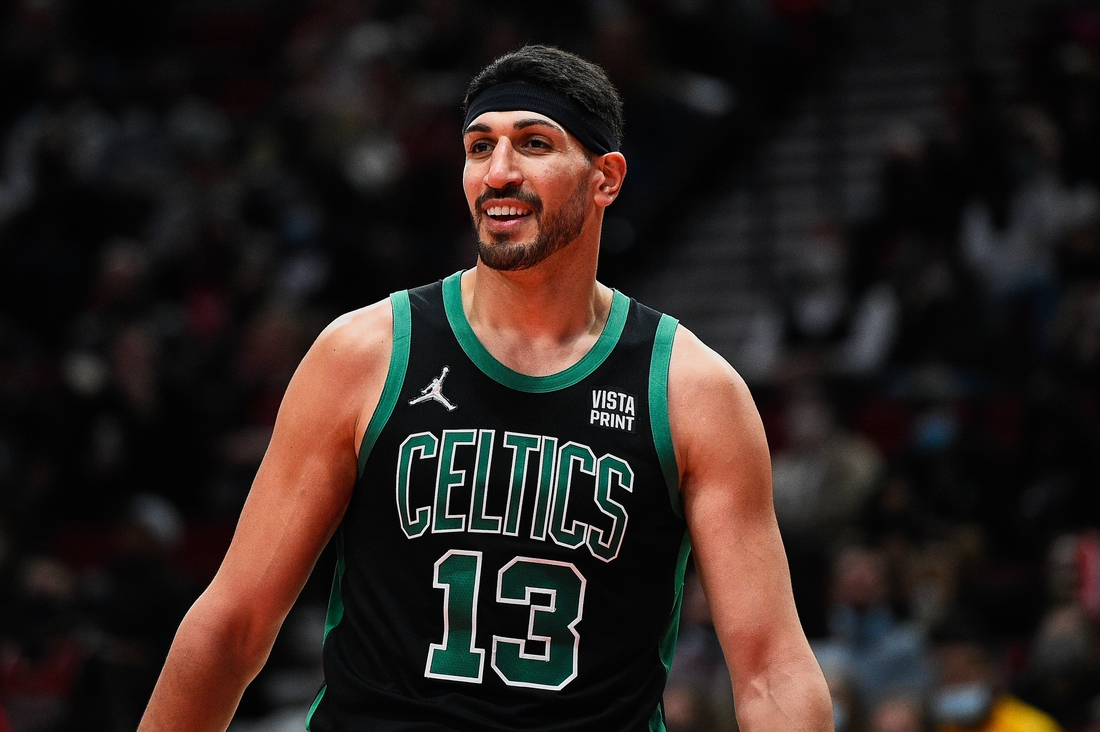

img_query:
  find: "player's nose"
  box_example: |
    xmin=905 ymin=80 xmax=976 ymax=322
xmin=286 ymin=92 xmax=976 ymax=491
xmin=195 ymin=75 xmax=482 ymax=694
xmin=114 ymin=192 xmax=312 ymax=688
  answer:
xmin=485 ymin=137 xmax=523 ymax=189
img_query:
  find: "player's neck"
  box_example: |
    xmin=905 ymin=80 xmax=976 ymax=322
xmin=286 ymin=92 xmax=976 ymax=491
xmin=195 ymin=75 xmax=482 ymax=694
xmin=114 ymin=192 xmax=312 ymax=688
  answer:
xmin=461 ymin=247 xmax=612 ymax=377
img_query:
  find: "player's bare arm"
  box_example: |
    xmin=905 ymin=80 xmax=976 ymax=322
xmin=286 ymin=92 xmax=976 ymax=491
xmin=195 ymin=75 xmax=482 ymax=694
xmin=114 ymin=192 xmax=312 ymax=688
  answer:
xmin=140 ymin=45 xmax=822 ymax=732
xmin=137 ymin=299 xmax=395 ymax=732
xmin=669 ymin=326 xmax=833 ymax=732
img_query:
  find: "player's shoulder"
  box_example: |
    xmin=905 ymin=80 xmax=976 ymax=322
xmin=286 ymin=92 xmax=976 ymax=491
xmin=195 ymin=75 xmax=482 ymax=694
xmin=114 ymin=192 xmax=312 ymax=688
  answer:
xmin=667 ymin=322 xmax=749 ymax=399
xmin=666 ymin=323 xmax=762 ymax=444
xmin=665 ymin=323 xmax=769 ymax=484
xmin=322 ymin=296 xmax=394 ymax=344
xmin=307 ymin=296 xmax=395 ymax=375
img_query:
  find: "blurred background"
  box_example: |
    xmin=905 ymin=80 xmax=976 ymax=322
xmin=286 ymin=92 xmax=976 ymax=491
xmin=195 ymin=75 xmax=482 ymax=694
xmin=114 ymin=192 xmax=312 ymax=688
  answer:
xmin=0 ymin=0 xmax=1097 ymax=730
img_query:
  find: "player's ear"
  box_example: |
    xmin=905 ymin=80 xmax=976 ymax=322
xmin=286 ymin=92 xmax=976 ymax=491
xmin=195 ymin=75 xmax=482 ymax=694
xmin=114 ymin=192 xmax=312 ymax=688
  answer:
xmin=593 ymin=152 xmax=626 ymax=207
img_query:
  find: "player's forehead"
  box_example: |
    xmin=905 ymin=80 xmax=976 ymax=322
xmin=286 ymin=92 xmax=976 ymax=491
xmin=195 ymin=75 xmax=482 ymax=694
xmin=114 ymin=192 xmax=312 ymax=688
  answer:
xmin=463 ymin=110 xmax=567 ymax=136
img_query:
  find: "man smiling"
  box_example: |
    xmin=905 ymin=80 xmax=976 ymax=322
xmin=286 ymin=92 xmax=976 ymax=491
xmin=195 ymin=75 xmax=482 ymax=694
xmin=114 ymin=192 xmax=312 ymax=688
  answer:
xmin=466 ymin=107 xmax=599 ymax=271
xmin=137 ymin=45 xmax=831 ymax=732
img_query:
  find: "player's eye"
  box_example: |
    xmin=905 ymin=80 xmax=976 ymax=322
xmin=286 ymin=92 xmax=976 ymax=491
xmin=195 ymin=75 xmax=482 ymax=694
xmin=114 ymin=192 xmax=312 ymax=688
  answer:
xmin=468 ymin=140 xmax=492 ymax=155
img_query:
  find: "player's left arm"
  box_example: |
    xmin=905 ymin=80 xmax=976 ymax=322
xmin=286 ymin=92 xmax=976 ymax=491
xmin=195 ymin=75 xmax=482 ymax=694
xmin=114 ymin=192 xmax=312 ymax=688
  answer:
xmin=668 ymin=326 xmax=832 ymax=732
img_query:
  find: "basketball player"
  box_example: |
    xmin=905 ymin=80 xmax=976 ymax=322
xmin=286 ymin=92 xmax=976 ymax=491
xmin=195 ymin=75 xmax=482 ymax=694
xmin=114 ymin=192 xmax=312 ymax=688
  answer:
xmin=138 ymin=46 xmax=832 ymax=731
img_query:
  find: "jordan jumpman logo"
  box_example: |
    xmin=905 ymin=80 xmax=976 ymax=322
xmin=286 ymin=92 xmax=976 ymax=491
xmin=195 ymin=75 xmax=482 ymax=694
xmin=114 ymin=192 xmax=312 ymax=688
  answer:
xmin=409 ymin=366 xmax=457 ymax=411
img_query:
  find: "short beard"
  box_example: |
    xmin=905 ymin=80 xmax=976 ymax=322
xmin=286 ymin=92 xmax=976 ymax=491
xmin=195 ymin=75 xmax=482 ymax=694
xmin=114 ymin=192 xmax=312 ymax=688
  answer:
xmin=474 ymin=177 xmax=589 ymax=272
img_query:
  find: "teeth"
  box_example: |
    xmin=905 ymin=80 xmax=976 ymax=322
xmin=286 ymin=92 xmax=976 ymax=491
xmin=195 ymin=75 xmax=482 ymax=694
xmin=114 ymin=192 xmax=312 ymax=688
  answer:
xmin=486 ymin=205 xmax=530 ymax=217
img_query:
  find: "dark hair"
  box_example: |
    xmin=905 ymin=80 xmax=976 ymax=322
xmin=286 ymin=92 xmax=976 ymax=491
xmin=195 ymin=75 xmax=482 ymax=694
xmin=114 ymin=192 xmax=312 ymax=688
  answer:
xmin=464 ymin=45 xmax=624 ymax=149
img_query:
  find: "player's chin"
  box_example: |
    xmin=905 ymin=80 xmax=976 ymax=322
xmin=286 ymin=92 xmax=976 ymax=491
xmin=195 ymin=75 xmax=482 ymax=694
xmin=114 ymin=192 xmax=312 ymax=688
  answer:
xmin=477 ymin=239 xmax=543 ymax=271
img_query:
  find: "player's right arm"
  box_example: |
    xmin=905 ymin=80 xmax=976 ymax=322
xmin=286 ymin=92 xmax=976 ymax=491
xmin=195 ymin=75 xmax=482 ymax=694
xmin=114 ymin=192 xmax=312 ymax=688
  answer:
xmin=137 ymin=299 xmax=395 ymax=732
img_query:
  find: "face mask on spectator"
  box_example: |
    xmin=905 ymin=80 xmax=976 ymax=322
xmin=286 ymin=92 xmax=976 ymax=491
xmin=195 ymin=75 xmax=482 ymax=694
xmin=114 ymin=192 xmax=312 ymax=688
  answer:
xmin=931 ymin=682 xmax=993 ymax=726
xmin=832 ymin=699 xmax=849 ymax=732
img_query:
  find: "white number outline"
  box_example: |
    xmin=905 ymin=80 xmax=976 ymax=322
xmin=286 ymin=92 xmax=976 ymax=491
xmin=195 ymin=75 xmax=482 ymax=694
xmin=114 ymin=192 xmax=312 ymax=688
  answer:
xmin=490 ymin=556 xmax=587 ymax=691
xmin=424 ymin=549 xmax=485 ymax=683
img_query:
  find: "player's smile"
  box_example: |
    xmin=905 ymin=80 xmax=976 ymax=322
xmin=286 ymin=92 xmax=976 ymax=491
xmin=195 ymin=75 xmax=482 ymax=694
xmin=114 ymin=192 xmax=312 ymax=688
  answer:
xmin=463 ymin=110 xmax=594 ymax=270
xmin=484 ymin=202 xmax=533 ymax=224
xmin=476 ymin=188 xmax=542 ymax=237
xmin=139 ymin=46 xmax=831 ymax=732
xmin=464 ymin=113 xmax=587 ymax=220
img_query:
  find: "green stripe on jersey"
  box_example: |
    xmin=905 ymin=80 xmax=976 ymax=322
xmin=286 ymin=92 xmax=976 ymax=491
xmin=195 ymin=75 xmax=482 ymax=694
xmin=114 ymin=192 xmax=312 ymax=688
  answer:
xmin=308 ymin=530 xmax=347 ymax=731
xmin=305 ymin=685 xmax=325 ymax=732
xmin=322 ymin=531 xmax=346 ymax=641
xmin=317 ymin=291 xmax=409 ymax=730
xmin=659 ymin=530 xmax=692 ymax=674
xmin=648 ymin=704 xmax=666 ymax=732
xmin=650 ymin=531 xmax=692 ymax=732
xmin=357 ymin=290 xmax=412 ymax=479
xmin=649 ymin=314 xmax=681 ymax=517
xmin=442 ymin=270 xmax=629 ymax=393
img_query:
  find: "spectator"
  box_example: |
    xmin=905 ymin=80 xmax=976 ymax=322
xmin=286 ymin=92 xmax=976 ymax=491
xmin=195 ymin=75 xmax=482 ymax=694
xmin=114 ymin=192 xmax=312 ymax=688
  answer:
xmin=0 ymin=557 xmax=83 ymax=732
xmin=870 ymin=697 xmax=927 ymax=732
xmin=771 ymin=384 xmax=884 ymax=544
xmin=930 ymin=623 xmax=1060 ymax=732
xmin=62 ymin=494 xmax=198 ymax=732
xmin=814 ymin=546 xmax=934 ymax=709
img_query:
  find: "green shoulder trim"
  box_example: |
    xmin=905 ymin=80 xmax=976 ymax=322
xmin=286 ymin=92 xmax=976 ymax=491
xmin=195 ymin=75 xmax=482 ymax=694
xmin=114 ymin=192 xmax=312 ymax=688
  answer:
xmin=313 ymin=292 xmax=407 ymax=731
xmin=649 ymin=313 xmax=682 ymax=517
xmin=442 ymin=270 xmax=629 ymax=393
xmin=357 ymin=290 xmax=412 ymax=479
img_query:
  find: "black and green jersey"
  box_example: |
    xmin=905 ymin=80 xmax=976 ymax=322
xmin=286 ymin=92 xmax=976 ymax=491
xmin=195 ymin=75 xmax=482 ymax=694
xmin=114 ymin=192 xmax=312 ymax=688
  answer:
xmin=307 ymin=271 xmax=691 ymax=732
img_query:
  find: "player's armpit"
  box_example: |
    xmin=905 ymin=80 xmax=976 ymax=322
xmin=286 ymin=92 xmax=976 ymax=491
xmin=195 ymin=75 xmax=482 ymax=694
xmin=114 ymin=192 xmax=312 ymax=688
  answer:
xmin=138 ymin=298 xmax=395 ymax=732
xmin=668 ymin=326 xmax=832 ymax=732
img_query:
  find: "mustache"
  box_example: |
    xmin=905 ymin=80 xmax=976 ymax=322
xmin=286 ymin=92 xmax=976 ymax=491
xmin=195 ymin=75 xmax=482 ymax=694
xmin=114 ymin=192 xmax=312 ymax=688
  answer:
xmin=475 ymin=186 xmax=543 ymax=214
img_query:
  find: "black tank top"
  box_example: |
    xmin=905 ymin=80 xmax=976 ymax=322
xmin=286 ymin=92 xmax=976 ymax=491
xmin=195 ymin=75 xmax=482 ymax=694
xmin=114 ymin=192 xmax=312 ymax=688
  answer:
xmin=307 ymin=271 xmax=689 ymax=732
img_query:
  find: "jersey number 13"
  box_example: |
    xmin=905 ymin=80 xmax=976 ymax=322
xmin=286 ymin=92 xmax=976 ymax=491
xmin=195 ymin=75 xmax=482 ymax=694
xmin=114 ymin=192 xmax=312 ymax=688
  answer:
xmin=425 ymin=550 xmax=586 ymax=691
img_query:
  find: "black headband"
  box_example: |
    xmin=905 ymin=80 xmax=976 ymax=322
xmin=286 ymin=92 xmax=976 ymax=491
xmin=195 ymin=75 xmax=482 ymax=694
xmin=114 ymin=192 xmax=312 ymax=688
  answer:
xmin=464 ymin=82 xmax=617 ymax=155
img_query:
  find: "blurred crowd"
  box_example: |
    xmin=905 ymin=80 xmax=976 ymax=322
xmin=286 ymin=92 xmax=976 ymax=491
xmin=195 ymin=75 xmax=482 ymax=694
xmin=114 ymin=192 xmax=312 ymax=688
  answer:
xmin=665 ymin=3 xmax=1100 ymax=732
xmin=6 ymin=0 xmax=1099 ymax=730
xmin=0 ymin=0 xmax=831 ymax=730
